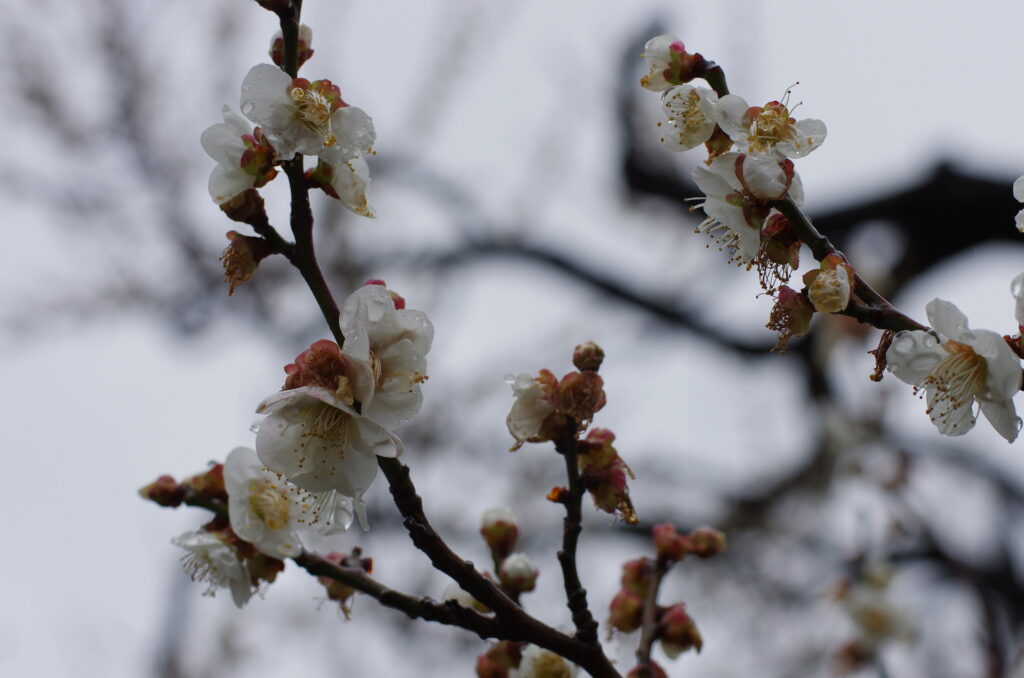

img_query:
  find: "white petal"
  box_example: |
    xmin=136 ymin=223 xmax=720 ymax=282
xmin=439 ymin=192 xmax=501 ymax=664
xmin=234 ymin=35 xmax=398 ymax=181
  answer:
xmin=741 ymin=155 xmax=789 ymax=200
xmin=240 ymin=63 xmax=292 ymax=125
xmin=966 ymin=329 xmax=1023 ymax=399
xmin=1014 ymin=175 xmax=1024 ymax=202
xmin=925 ymin=382 xmax=976 ymax=436
xmin=322 ymin=107 xmax=376 ymax=162
xmin=329 ymin=157 xmax=374 ymax=217
xmin=886 ymin=330 xmax=944 ymax=386
xmin=1013 ymin=271 xmax=1024 ymax=325
xmin=979 ymin=397 xmax=1021 ymax=443
xmin=713 ymin=94 xmax=751 ymax=143
xmin=208 ymin=165 xmax=254 ymax=205
xmin=1016 ymin=209 xmax=1024 ymax=234
xmin=777 ymin=118 xmax=826 ymax=158
xmin=925 ymin=298 xmax=969 ymax=340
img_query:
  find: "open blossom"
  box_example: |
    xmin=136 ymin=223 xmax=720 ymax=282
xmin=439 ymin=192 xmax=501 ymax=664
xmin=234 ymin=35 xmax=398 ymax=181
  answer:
xmin=640 ymin=34 xmax=687 ymax=92
xmin=172 ymin=529 xmax=254 ymax=607
xmin=886 ymin=299 xmax=1022 ymax=441
xmin=200 ymin=106 xmax=277 ymax=204
xmin=506 ymin=370 xmax=558 ymax=450
xmin=240 ymin=63 xmax=376 ymax=162
xmin=1014 ymin=176 xmax=1024 ymax=233
xmin=658 ymin=84 xmax=718 ymax=151
xmin=715 ymin=92 xmax=826 ymax=159
xmin=691 ymin=152 xmax=804 ymax=265
xmin=339 ymin=281 xmax=433 ymax=429
xmin=225 ymin=447 xmax=353 ymax=559
xmin=255 ymin=339 xmax=402 ymax=497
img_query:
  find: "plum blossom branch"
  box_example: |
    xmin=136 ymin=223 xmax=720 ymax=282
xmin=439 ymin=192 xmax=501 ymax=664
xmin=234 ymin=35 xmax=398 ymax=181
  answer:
xmin=771 ymin=196 xmax=928 ymax=333
xmin=554 ymin=432 xmax=601 ymax=645
xmin=634 ymin=558 xmax=668 ymax=677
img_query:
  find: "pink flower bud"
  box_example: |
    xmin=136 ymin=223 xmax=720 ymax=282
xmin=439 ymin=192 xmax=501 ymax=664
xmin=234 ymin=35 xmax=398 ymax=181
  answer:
xmin=688 ymin=527 xmax=727 ymax=558
xmin=626 ymin=662 xmax=668 ymax=678
xmin=555 ymin=371 xmax=606 ymax=426
xmin=652 ymin=523 xmax=693 ymax=562
xmin=659 ymin=604 xmax=702 ymax=657
xmin=608 ymin=589 xmax=645 ymax=633
xmin=138 ymin=474 xmax=184 ymax=507
xmin=183 ymin=462 xmax=227 ymax=501
xmin=476 ymin=641 xmax=523 ymax=678
xmin=620 ymin=558 xmax=652 ymax=596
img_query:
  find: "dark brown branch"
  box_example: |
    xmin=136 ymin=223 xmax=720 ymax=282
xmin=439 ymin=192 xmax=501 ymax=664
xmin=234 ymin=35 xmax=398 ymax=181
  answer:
xmin=555 ymin=434 xmax=600 ymax=645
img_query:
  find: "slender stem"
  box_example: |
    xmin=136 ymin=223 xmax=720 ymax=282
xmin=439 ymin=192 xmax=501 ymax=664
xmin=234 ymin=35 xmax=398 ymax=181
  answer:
xmin=377 ymin=457 xmax=621 ymax=677
xmin=248 ymin=208 xmax=295 ymax=260
xmin=279 ymin=3 xmax=301 ymax=78
xmin=702 ymin=64 xmax=729 ymax=97
xmin=283 ymin=159 xmax=346 ymax=346
xmin=772 ymin=196 xmax=928 ymax=333
xmin=634 ymin=559 xmax=668 ymax=677
xmin=555 ymin=433 xmax=600 ymax=645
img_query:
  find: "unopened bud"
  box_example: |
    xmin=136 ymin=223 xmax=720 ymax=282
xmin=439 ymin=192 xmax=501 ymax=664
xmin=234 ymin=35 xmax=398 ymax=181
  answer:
xmin=443 ymin=582 xmax=490 ymax=614
xmin=514 ymin=644 xmax=577 ymax=678
xmin=498 ymin=552 xmax=538 ymax=593
xmin=608 ymin=589 xmax=644 ymax=633
xmin=627 ymin=662 xmax=668 ymax=678
xmin=476 ymin=641 xmax=524 ymax=678
xmin=555 ymin=371 xmax=606 ymax=426
xmin=652 ymin=523 xmax=692 ymax=562
xmin=270 ymin=24 xmax=314 ymax=70
xmin=183 ymin=462 xmax=227 ymax=501
xmin=481 ymin=507 xmax=519 ymax=560
xmin=572 ymin=341 xmax=605 ymax=372
xmin=620 ymin=558 xmax=652 ymax=596
xmin=139 ymin=474 xmax=184 ymax=507
xmin=688 ymin=527 xmax=726 ymax=558
xmin=805 ymin=255 xmax=854 ymax=314
xmin=220 ymin=188 xmax=268 ymax=224
xmin=659 ymin=604 xmax=702 ymax=657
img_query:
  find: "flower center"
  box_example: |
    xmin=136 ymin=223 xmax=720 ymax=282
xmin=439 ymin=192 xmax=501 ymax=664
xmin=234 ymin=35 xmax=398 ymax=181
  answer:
xmin=304 ymin=402 xmax=348 ymax=438
xmin=921 ymin=340 xmax=987 ymax=428
xmin=666 ymin=88 xmax=709 ymax=136
xmin=746 ymin=101 xmax=798 ymax=154
xmin=290 ymin=87 xmax=337 ymax=147
xmin=248 ymin=478 xmax=291 ymax=530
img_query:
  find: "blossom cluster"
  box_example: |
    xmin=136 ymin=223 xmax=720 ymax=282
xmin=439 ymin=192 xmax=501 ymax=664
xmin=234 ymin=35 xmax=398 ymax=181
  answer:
xmin=201 ymin=26 xmax=376 ymax=216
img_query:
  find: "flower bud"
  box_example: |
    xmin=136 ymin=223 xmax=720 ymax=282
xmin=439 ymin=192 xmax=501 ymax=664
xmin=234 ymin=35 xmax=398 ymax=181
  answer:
xmin=183 ymin=462 xmax=227 ymax=502
xmin=659 ymin=604 xmax=702 ymax=657
xmin=514 ymin=645 xmax=577 ymax=678
xmin=608 ymin=589 xmax=644 ymax=633
xmin=572 ymin=341 xmax=605 ymax=372
xmin=498 ymin=552 xmax=538 ymax=593
xmin=555 ymin=371 xmax=606 ymax=426
xmin=480 ymin=507 xmax=519 ymax=560
xmin=652 ymin=523 xmax=692 ymax=562
xmin=476 ymin=641 xmax=524 ymax=678
xmin=627 ymin=662 xmax=668 ymax=678
xmin=620 ymin=558 xmax=652 ymax=596
xmin=688 ymin=527 xmax=726 ymax=558
xmin=443 ymin=582 xmax=490 ymax=613
xmin=270 ymin=24 xmax=314 ymax=70
xmin=219 ymin=188 xmax=268 ymax=224
xmin=139 ymin=474 xmax=184 ymax=507
xmin=804 ymin=254 xmax=854 ymax=314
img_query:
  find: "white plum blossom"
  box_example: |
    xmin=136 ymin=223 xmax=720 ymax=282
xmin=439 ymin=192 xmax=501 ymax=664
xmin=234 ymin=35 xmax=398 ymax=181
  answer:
xmin=256 ymin=385 xmax=401 ymax=496
xmin=1014 ymin=175 xmax=1024 ymax=233
xmin=200 ymin=106 xmax=277 ymax=204
xmin=658 ymin=84 xmax=718 ymax=151
xmin=690 ymin=151 xmax=804 ymax=265
xmin=1013 ymin=271 xmax=1024 ymax=327
xmin=172 ymin=529 xmax=254 ymax=607
xmin=807 ymin=265 xmax=852 ymax=313
xmin=715 ymin=92 xmax=826 ymax=159
xmin=225 ymin=447 xmax=353 ymax=559
xmin=510 ymin=645 xmax=577 ymax=678
xmin=640 ymin=34 xmax=686 ymax=92
xmin=886 ymin=299 xmax=1022 ymax=442
xmin=505 ymin=371 xmax=557 ymax=450
xmin=240 ymin=63 xmax=376 ymax=162
xmin=339 ymin=282 xmax=433 ymax=429
xmin=322 ymin=155 xmax=374 ymax=217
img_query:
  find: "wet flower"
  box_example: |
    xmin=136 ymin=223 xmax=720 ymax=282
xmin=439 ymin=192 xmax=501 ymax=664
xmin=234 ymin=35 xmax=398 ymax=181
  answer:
xmin=200 ymin=106 xmax=277 ymax=204
xmin=506 ymin=370 xmax=558 ymax=450
xmin=240 ymin=63 xmax=375 ymax=162
xmin=1014 ymin=176 xmax=1024 ymax=233
xmin=255 ymin=339 xmax=402 ymax=497
xmin=172 ymin=528 xmax=254 ymax=607
xmin=715 ymin=90 xmax=826 ymax=159
xmin=887 ymin=299 xmax=1022 ymax=441
xmin=640 ymin=35 xmax=687 ymax=92
xmin=225 ymin=447 xmax=352 ymax=559
xmin=657 ymin=84 xmax=719 ymax=151
xmin=339 ymin=281 xmax=433 ymax=429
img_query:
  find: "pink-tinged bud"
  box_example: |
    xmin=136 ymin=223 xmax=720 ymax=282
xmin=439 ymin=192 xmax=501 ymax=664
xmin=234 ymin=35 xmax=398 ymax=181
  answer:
xmin=138 ymin=474 xmax=185 ymax=507
xmin=220 ymin=188 xmax=268 ymax=225
xmin=578 ymin=429 xmax=638 ymax=525
xmin=652 ymin=523 xmax=693 ymax=562
xmin=183 ymin=462 xmax=227 ymax=502
xmin=319 ymin=549 xmax=373 ymax=617
xmin=688 ymin=527 xmax=726 ymax=558
xmin=608 ymin=589 xmax=645 ymax=633
xmin=620 ymin=558 xmax=653 ymax=596
xmin=572 ymin=341 xmax=605 ymax=372
xmin=362 ymin=280 xmax=406 ymax=310
xmin=627 ymin=662 xmax=669 ymax=678
xmin=555 ymin=371 xmax=606 ymax=426
xmin=766 ymin=285 xmax=815 ymax=352
xmin=498 ymin=552 xmax=538 ymax=593
xmin=480 ymin=507 xmax=519 ymax=560
xmin=270 ymin=24 xmax=314 ymax=70
xmin=659 ymin=604 xmax=702 ymax=657
xmin=476 ymin=641 xmax=524 ymax=678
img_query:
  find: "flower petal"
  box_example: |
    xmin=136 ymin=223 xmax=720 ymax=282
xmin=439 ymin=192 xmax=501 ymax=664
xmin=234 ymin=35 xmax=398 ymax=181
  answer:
xmin=979 ymin=396 xmax=1021 ymax=443
xmin=886 ymin=330 xmax=944 ymax=386
xmin=925 ymin=298 xmax=969 ymax=340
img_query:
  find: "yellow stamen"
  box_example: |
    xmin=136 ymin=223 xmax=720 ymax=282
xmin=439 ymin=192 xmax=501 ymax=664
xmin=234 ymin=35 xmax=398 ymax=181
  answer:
xmin=290 ymin=87 xmax=337 ymax=147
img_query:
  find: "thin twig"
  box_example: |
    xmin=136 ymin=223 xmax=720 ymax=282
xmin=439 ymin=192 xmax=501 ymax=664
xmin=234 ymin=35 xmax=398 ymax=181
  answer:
xmin=555 ymin=433 xmax=600 ymax=645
